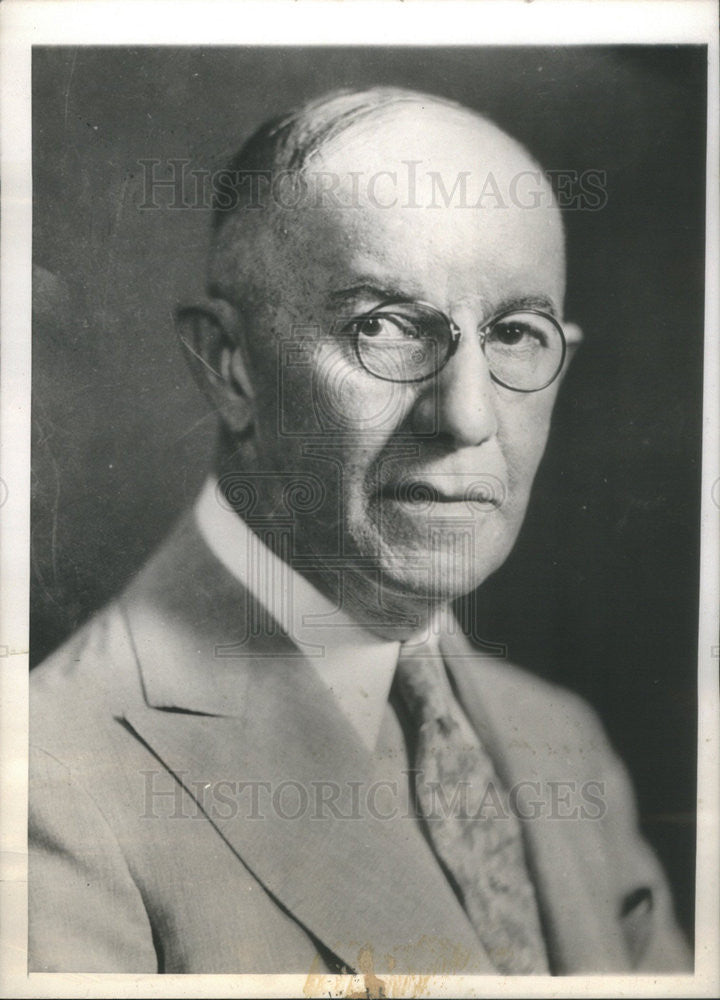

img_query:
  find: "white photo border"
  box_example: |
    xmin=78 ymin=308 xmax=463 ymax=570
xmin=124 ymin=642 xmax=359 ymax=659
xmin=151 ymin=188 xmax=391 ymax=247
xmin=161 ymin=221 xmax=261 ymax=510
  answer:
xmin=1 ymin=2 xmax=718 ymax=997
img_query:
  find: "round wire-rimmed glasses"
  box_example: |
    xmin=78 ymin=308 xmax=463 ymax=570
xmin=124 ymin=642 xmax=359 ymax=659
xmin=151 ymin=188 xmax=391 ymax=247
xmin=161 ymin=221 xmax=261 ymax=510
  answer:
xmin=342 ymin=299 xmax=567 ymax=392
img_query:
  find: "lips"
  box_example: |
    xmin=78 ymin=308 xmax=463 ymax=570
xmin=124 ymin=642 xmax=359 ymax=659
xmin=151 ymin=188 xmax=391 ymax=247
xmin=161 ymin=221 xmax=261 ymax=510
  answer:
xmin=381 ymin=483 xmax=464 ymax=503
xmin=378 ymin=473 xmax=506 ymax=508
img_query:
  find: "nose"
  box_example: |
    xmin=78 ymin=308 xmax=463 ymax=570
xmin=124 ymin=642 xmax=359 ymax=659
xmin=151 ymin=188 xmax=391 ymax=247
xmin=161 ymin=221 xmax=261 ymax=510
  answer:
xmin=413 ymin=317 xmax=499 ymax=446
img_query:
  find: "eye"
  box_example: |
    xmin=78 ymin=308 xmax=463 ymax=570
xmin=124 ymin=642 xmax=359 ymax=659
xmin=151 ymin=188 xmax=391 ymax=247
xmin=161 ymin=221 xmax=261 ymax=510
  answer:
xmin=348 ymin=314 xmax=415 ymax=341
xmin=490 ymin=319 xmax=548 ymax=348
xmin=355 ymin=316 xmax=384 ymax=338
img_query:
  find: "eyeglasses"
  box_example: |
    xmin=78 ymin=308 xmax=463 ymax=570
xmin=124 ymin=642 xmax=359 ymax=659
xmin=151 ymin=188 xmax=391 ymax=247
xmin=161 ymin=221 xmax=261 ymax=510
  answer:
xmin=342 ymin=299 xmax=567 ymax=392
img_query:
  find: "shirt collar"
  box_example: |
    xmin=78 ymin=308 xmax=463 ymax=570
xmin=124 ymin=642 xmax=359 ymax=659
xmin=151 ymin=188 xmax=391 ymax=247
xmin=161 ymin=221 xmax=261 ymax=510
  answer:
xmin=194 ymin=476 xmax=403 ymax=751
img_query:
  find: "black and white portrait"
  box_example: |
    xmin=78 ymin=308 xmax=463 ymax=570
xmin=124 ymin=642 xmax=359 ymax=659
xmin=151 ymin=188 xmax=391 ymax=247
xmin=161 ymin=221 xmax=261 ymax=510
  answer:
xmin=4 ymin=10 xmax=714 ymax=993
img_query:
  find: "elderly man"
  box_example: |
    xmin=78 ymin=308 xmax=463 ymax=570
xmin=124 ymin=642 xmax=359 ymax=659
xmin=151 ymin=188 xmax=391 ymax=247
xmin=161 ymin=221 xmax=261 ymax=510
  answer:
xmin=29 ymin=87 xmax=691 ymax=976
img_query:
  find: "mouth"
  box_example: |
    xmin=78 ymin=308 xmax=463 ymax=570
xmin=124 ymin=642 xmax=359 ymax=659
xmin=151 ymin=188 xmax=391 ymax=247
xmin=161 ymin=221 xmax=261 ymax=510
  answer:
xmin=378 ymin=476 xmax=504 ymax=510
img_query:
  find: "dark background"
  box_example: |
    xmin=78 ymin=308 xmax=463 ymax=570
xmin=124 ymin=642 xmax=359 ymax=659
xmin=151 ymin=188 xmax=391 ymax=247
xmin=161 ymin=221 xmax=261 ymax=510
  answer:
xmin=31 ymin=46 xmax=706 ymax=940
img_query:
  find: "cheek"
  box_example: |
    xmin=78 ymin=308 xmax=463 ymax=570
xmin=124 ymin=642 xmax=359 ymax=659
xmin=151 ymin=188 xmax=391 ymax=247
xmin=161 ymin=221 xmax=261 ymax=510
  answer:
xmin=498 ymin=395 xmax=555 ymax=496
xmin=268 ymin=348 xmax=417 ymax=508
xmin=313 ymin=344 xmax=415 ymax=437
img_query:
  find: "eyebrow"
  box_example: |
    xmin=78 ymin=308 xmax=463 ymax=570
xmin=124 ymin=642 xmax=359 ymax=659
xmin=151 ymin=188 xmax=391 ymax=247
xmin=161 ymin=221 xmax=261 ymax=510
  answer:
xmin=326 ymin=282 xmax=415 ymax=308
xmin=328 ymin=284 xmax=560 ymax=319
xmin=490 ymin=294 xmax=559 ymax=318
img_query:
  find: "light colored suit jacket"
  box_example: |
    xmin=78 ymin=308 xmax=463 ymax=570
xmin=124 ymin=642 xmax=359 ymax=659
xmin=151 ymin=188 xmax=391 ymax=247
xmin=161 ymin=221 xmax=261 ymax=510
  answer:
xmin=29 ymin=514 xmax=692 ymax=975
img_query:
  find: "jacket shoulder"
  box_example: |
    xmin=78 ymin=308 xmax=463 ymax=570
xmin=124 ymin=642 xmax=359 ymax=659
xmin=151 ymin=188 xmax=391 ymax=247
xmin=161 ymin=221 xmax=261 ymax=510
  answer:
xmin=31 ymin=603 xmax=142 ymax=756
xmin=443 ymin=628 xmax=614 ymax=774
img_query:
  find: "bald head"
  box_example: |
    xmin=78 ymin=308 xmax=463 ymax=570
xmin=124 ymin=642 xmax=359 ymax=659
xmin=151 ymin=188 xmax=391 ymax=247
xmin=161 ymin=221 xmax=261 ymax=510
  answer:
xmin=208 ymin=87 xmax=562 ymax=309
xmin=212 ymin=88 xmax=486 ymax=221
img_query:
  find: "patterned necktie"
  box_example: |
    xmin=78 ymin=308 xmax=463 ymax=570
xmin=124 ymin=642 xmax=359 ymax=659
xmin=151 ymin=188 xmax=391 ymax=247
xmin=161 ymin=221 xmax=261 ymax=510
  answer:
xmin=395 ymin=647 xmax=549 ymax=975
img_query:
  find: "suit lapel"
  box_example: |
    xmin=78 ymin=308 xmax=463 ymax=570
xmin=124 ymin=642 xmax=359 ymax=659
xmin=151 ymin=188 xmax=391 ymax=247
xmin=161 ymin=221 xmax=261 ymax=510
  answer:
xmin=120 ymin=518 xmax=490 ymax=975
xmin=442 ymin=627 xmax=632 ymax=973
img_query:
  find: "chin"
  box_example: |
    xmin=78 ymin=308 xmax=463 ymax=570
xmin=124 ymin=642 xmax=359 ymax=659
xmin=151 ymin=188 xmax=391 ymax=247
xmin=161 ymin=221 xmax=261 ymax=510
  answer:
xmin=346 ymin=493 xmax=525 ymax=602
xmin=363 ymin=521 xmax=519 ymax=605
xmin=376 ymin=552 xmax=502 ymax=604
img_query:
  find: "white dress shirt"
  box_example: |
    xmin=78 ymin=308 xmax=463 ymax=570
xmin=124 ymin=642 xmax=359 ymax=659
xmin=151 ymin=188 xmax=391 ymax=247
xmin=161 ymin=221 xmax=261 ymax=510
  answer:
xmin=195 ymin=476 xmax=412 ymax=751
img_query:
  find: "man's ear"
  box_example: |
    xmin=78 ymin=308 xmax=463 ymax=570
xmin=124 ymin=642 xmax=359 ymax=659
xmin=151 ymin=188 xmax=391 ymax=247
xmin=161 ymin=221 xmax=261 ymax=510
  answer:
xmin=562 ymin=320 xmax=583 ymax=368
xmin=175 ymin=297 xmax=254 ymax=435
xmin=564 ymin=321 xmax=583 ymax=347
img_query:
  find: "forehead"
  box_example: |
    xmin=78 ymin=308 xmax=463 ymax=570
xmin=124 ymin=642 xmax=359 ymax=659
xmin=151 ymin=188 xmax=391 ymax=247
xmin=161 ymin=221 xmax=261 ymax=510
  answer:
xmin=317 ymin=102 xmax=534 ymax=175
xmin=266 ymin=104 xmax=566 ymax=313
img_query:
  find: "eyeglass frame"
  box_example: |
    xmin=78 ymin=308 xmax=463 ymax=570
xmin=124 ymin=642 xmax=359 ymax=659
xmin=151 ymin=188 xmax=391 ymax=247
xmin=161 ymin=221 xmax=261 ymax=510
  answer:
xmin=346 ymin=298 xmax=568 ymax=393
